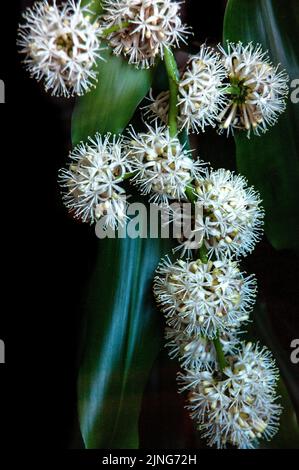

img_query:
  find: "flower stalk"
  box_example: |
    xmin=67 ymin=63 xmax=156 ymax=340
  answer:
xmin=123 ymin=170 xmax=138 ymax=180
xmin=101 ymin=21 xmax=131 ymax=37
xmin=213 ymin=334 xmax=228 ymax=373
xmin=184 ymin=184 xmax=197 ymax=203
xmin=163 ymin=46 xmax=180 ymax=137
xmin=199 ymin=238 xmax=228 ymax=372
xmin=199 ymin=244 xmax=208 ymax=264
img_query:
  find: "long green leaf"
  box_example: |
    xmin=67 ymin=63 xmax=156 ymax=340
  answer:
xmin=246 ymin=302 xmax=299 ymax=449
xmin=71 ymin=3 xmax=165 ymax=448
xmin=72 ymin=47 xmax=153 ymax=144
xmin=224 ymin=0 xmax=299 ymax=449
xmin=78 ymin=237 xmax=170 ymax=448
xmin=223 ymin=0 xmax=299 ymax=252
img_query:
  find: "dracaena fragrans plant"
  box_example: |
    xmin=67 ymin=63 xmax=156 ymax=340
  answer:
xmin=18 ymin=0 xmax=291 ymax=449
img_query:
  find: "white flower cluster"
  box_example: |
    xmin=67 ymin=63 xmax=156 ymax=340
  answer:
xmin=218 ymin=42 xmax=289 ymax=136
xmin=145 ymin=45 xmax=227 ymax=133
xmin=101 ymin=0 xmax=189 ymax=68
xmin=59 ymin=126 xmax=264 ymax=236
xmin=145 ymin=43 xmax=288 ymax=136
xmin=154 ymin=253 xmax=282 ymax=448
xmin=178 ymin=168 xmax=264 ymax=259
xmin=179 ymin=342 xmax=282 ymax=448
xmin=126 ymin=124 xmax=204 ymax=203
xmin=154 ymin=257 xmax=256 ymax=339
xmin=178 ymin=47 xmax=227 ymax=132
xmin=59 ymin=133 xmax=131 ymax=227
xmin=165 ymin=327 xmax=240 ymax=371
xmin=18 ymin=1 xmax=288 ymax=139
xmin=18 ymin=0 xmax=103 ymax=97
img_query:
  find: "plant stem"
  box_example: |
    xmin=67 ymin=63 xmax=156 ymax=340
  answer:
xmin=224 ymin=85 xmax=241 ymax=95
xmin=213 ymin=334 xmax=228 ymax=373
xmin=164 ymin=50 xmax=229 ymax=376
xmin=123 ymin=170 xmax=138 ymax=180
xmin=163 ymin=46 xmax=179 ymax=138
xmin=198 ymin=245 xmax=228 ymax=373
xmin=101 ymin=21 xmax=131 ymax=37
xmin=185 ymin=184 xmax=197 ymax=203
xmin=199 ymin=244 xmax=208 ymax=264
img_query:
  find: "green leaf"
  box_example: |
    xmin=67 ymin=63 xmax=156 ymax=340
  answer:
xmin=71 ymin=3 xmax=163 ymax=448
xmin=224 ymin=2 xmax=299 ymax=447
xmin=247 ymin=302 xmax=299 ymax=449
xmin=78 ymin=236 xmax=171 ymax=448
xmin=72 ymin=47 xmax=154 ymax=144
xmin=81 ymin=0 xmax=103 ymax=19
xmin=223 ymin=0 xmax=299 ymax=252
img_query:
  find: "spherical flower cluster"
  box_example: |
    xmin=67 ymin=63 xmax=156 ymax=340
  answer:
xmin=178 ymin=168 xmax=264 ymax=259
xmin=153 ymin=257 xmax=256 ymax=339
xmin=178 ymin=46 xmax=227 ymax=132
xmin=127 ymin=124 xmax=204 ymax=203
xmin=218 ymin=42 xmax=289 ymax=136
xmin=59 ymin=133 xmax=131 ymax=227
xmin=101 ymin=0 xmax=189 ymax=68
xmin=18 ymin=0 xmax=103 ymax=97
xmin=165 ymin=327 xmax=240 ymax=371
xmin=144 ymin=45 xmax=227 ymax=133
xmin=179 ymin=342 xmax=282 ymax=449
xmin=143 ymin=89 xmax=170 ymax=126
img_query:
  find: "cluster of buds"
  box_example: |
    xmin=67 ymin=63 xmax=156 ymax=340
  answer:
xmin=18 ymin=2 xmax=288 ymax=139
xmin=18 ymin=0 xmax=104 ymax=97
xmin=18 ymin=0 xmax=188 ymax=95
xmin=59 ymin=133 xmax=131 ymax=227
xmin=145 ymin=43 xmax=289 ymax=137
xmin=126 ymin=124 xmax=204 ymax=203
xmin=58 ymin=122 xmax=264 ymax=238
xmin=165 ymin=327 xmax=240 ymax=371
xmin=145 ymin=45 xmax=228 ymax=133
xmin=154 ymin=257 xmax=256 ymax=339
xmin=152 ymin=161 xmax=281 ymax=448
xmin=152 ymin=166 xmax=282 ymax=448
xmin=101 ymin=0 xmax=189 ymax=69
xmin=218 ymin=42 xmax=289 ymax=136
xmin=180 ymin=168 xmax=264 ymax=259
xmin=179 ymin=343 xmax=282 ymax=448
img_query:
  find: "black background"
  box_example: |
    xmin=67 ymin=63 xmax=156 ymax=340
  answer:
xmin=0 ymin=0 xmax=298 ymax=456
